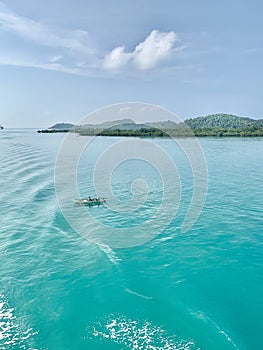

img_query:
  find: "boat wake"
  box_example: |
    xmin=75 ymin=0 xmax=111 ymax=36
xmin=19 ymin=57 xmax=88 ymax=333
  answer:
xmin=87 ymin=314 xmax=197 ymax=350
xmin=190 ymin=309 xmax=240 ymax=350
xmin=124 ymin=288 xmax=153 ymax=300
xmin=97 ymin=243 xmax=121 ymax=267
xmin=0 ymin=295 xmax=38 ymax=350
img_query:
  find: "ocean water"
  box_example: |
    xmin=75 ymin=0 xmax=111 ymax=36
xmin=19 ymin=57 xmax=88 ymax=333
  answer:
xmin=0 ymin=129 xmax=262 ymax=350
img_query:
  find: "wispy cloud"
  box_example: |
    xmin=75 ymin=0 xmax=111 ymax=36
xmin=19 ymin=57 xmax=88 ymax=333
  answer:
xmin=0 ymin=52 xmax=84 ymax=75
xmin=0 ymin=1 xmax=184 ymax=76
xmin=0 ymin=1 xmax=93 ymax=54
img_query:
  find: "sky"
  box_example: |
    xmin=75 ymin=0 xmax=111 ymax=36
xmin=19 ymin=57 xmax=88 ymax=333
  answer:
xmin=0 ymin=0 xmax=262 ymax=127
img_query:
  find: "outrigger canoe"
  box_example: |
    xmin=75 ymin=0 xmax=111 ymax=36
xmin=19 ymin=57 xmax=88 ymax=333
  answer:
xmin=74 ymin=198 xmax=106 ymax=206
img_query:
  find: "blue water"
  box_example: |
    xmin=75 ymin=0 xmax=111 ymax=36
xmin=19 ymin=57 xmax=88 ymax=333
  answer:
xmin=0 ymin=130 xmax=262 ymax=350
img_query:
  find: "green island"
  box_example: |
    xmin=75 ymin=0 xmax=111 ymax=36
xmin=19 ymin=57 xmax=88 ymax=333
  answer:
xmin=37 ymin=114 xmax=263 ymax=137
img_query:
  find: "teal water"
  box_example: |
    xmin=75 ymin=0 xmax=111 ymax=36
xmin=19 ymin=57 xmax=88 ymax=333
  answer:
xmin=0 ymin=130 xmax=262 ymax=350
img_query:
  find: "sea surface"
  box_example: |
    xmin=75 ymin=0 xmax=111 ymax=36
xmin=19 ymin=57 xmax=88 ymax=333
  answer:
xmin=0 ymin=129 xmax=262 ymax=350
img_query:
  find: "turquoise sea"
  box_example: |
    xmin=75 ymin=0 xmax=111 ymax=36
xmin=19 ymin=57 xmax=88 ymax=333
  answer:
xmin=0 ymin=129 xmax=262 ymax=350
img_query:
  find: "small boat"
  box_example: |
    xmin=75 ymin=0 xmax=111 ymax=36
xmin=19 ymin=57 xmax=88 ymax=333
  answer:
xmin=74 ymin=197 xmax=106 ymax=206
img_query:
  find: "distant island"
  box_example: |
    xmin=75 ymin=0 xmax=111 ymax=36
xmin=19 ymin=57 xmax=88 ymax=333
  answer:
xmin=37 ymin=114 xmax=263 ymax=137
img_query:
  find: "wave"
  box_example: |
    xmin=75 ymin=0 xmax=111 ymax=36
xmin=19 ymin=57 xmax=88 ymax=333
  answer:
xmin=0 ymin=295 xmax=38 ymax=350
xmin=87 ymin=314 xmax=197 ymax=350
xmin=190 ymin=309 xmax=240 ymax=350
xmin=124 ymin=287 xmax=153 ymax=300
xmin=96 ymin=243 xmax=121 ymax=266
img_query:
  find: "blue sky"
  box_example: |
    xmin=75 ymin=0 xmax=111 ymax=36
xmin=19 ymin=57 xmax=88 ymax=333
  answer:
xmin=0 ymin=0 xmax=262 ymax=127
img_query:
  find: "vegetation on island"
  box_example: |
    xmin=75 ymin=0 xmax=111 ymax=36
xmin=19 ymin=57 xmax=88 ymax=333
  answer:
xmin=37 ymin=114 xmax=263 ymax=137
xmin=184 ymin=114 xmax=263 ymax=129
xmin=48 ymin=122 xmax=75 ymax=130
xmin=84 ymin=127 xmax=263 ymax=137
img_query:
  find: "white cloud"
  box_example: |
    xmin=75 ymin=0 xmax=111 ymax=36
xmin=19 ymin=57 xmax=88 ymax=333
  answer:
xmin=103 ymin=30 xmax=178 ymax=71
xmin=49 ymin=55 xmax=63 ymax=63
xmin=103 ymin=46 xmax=131 ymax=70
xmin=133 ymin=30 xmax=178 ymax=69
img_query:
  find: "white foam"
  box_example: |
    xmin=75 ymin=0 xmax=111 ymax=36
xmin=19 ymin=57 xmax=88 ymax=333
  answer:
xmin=97 ymin=243 xmax=121 ymax=266
xmin=0 ymin=295 xmax=38 ymax=350
xmin=88 ymin=314 xmax=196 ymax=350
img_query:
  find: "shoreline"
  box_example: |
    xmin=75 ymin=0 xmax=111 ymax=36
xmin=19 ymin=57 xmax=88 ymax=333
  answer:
xmin=37 ymin=128 xmax=263 ymax=137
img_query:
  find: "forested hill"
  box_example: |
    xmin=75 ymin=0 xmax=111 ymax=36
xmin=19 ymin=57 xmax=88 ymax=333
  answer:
xmin=38 ymin=114 xmax=263 ymax=136
xmin=45 ymin=114 xmax=263 ymax=131
xmin=184 ymin=114 xmax=263 ymax=129
xmin=49 ymin=122 xmax=75 ymax=130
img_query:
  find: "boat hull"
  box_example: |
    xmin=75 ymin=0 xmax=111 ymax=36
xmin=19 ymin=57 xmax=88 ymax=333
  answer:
xmin=74 ymin=199 xmax=106 ymax=206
